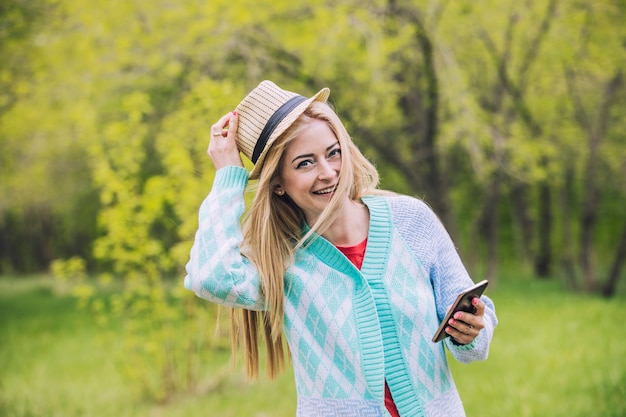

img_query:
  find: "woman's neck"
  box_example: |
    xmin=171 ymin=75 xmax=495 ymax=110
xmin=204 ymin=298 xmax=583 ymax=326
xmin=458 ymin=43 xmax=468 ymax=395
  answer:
xmin=321 ymin=199 xmax=370 ymax=246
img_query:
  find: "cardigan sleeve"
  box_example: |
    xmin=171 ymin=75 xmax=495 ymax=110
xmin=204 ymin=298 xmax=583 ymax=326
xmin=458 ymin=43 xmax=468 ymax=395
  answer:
xmin=184 ymin=166 xmax=266 ymax=310
xmin=389 ymin=195 xmax=498 ymax=363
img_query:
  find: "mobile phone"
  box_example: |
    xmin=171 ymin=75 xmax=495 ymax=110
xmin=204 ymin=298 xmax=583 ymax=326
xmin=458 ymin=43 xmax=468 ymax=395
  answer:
xmin=432 ymin=280 xmax=489 ymax=343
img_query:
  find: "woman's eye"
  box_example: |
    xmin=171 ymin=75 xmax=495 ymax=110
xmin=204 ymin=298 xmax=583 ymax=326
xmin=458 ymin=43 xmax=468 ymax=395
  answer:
xmin=329 ymin=148 xmax=341 ymax=158
xmin=296 ymin=160 xmax=312 ymax=169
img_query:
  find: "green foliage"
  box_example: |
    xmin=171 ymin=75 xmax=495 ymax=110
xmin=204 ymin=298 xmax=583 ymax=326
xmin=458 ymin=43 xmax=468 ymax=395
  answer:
xmin=50 ymin=259 xmax=222 ymax=402
xmin=2 ymin=0 xmax=625 ymax=405
xmin=438 ymin=0 xmax=626 ymax=187
xmin=2 ymin=0 xmax=623 ymax=272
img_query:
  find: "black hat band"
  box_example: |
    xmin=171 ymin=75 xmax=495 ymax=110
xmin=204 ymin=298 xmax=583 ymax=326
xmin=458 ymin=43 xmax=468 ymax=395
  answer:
xmin=252 ymin=95 xmax=307 ymax=164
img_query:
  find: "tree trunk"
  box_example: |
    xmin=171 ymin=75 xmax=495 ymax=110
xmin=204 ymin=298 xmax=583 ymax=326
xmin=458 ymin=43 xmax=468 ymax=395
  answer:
xmin=579 ymin=165 xmax=598 ymax=292
xmin=509 ymin=182 xmax=534 ymax=263
xmin=535 ymin=182 xmax=552 ymax=277
xmin=486 ymin=177 xmax=501 ymax=284
xmin=559 ymin=167 xmax=579 ymax=290
xmin=583 ymin=72 xmax=622 ymax=291
xmin=602 ymin=223 xmax=626 ymax=297
xmin=406 ymin=9 xmax=453 ymax=231
xmin=476 ymin=171 xmax=502 ymax=284
xmin=377 ymin=4 xmax=454 ymax=235
xmin=567 ymin=70 xmax=623 ymax=293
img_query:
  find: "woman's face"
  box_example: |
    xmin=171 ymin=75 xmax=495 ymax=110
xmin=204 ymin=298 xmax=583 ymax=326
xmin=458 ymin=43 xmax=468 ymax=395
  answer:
xmin=276 ymin=119 xmax=342 ymax=225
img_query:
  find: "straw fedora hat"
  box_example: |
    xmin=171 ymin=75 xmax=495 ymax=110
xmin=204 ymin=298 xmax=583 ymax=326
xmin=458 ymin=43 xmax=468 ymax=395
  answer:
xmin=235 ymin=80 xmax=330 ymax=179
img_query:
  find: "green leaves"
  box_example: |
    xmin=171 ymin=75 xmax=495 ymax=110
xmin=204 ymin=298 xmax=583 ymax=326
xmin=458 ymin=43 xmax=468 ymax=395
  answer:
xmin=2 ymin=0 xmax=625 ymax=400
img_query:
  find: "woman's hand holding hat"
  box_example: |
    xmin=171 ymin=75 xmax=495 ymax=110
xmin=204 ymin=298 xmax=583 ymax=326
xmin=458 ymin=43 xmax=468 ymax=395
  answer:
xmin=208 ymin=111 xmax=243 ymax=170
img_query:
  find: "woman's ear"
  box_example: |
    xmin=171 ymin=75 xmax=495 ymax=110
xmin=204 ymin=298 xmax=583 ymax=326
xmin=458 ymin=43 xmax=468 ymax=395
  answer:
xmin=274 ymin=185 xmax=285 ymax=196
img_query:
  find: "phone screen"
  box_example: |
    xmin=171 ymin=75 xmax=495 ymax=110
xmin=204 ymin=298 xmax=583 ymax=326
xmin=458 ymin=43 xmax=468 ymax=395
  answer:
xmin=432 ymin=280 xmax=488 ymax=343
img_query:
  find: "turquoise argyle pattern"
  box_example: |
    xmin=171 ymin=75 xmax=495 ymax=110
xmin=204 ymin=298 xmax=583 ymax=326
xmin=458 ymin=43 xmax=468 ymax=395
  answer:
xmin=185 ymin=166 xmax=498 ymax=417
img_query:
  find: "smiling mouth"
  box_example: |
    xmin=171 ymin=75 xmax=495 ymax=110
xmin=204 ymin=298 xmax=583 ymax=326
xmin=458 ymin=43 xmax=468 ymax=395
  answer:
xmin=313 ymin=185 xmax=337 ymax=195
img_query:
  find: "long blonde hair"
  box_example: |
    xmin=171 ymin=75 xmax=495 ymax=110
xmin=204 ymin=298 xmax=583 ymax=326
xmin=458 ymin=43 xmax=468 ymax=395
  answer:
xmin=233 ymin=101 xmax=380 ymax=380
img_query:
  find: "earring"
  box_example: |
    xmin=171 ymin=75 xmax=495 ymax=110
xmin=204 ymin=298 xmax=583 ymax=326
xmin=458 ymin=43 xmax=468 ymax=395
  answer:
xmin=277 ymin=190 xmax=284 ymax=195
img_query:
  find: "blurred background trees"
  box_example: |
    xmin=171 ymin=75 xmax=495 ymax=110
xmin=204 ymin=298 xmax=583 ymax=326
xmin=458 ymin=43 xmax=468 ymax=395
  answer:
xmin=2 ymin=0 xmax=624 ymax=404
xmin=1 ymin=0 xmax=624 ymax=291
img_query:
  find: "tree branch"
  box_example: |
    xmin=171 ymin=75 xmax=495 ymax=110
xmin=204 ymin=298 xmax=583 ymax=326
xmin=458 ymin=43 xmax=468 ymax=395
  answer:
xmin=518 ymin=0 xmax=559 ymax=92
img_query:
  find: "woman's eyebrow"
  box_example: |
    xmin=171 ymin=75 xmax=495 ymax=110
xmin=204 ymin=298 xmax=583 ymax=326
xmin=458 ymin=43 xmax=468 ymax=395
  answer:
xmin=291 ymin=153 xmax=313 ymax=164
xmin=291 ymin=142 xmax=339 ymax=164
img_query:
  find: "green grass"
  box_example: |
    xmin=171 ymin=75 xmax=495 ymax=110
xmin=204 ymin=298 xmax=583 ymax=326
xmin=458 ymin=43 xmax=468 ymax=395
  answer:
xmin=451 ymin=277 xmax=626 ymax=417
xmin=1 ymin=274 xmax=625 ymax=416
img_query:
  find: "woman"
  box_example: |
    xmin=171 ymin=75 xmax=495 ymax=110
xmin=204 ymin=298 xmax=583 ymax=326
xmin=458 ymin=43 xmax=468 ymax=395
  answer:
xmin=185 ymin=80 xmax=498 ymax=416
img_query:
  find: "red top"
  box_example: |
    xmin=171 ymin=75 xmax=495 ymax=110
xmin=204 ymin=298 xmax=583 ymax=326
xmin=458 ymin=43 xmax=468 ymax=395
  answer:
xmin=335 ymin=238 xmax=368 ymax=269
xmin=336 ymin=238 xmax=401 ymax=417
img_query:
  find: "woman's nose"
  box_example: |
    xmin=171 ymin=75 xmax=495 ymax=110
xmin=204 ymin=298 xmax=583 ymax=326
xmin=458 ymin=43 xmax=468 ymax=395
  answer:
xmin=317 ymin=159 xmax=337 ymax=180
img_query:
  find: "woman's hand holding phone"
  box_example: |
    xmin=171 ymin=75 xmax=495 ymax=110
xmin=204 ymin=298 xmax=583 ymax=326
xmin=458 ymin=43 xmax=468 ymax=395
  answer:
xmin=444 ymin=297 xmax=486 ymax=345
xmin=432 ymin=280 xmax=488 ymax=344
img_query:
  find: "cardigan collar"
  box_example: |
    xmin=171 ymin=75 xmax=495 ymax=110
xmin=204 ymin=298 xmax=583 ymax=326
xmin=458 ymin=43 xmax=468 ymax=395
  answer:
xmin=300 ymin=195 xmax=392 ymax=277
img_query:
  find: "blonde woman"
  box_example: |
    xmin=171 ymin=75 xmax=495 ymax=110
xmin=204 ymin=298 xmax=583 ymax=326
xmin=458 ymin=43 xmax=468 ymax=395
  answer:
xmin=185 ymin=80 xmax=498 ymax=417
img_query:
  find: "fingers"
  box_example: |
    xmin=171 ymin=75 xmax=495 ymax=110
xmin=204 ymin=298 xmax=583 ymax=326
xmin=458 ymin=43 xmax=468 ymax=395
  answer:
xmin=227 ymin=110 xmax=239 ymax=138
xmin=472 ymin=296 xmax=486 ymax=316
xmin=445 ymin=297 xmax=485 ymax=344
xmin=208 ymin=111 xmax=243 ymax=170
xmin=211 ymin=112 xmax=236 ymax=138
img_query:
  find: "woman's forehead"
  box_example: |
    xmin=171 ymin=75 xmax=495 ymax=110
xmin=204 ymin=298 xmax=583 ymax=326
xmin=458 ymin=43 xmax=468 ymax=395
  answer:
xmin=285 ymin=120 xmax=337 ymax=153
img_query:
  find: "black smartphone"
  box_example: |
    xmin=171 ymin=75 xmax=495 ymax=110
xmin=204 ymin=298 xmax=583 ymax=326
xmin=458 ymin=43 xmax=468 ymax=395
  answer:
xmin=432 ymin=280 xmax=489 ymax=343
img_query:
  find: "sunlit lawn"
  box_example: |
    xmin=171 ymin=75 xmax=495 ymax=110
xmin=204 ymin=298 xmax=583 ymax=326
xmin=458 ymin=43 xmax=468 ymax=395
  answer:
xmin=1 ymin=272 xmax=625 ymax=417
xmin=450 ymin=277 xmax=626 ymax=417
